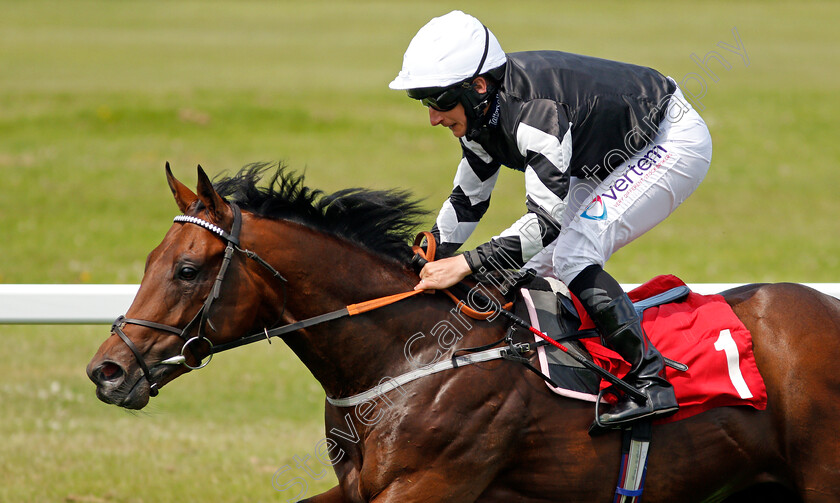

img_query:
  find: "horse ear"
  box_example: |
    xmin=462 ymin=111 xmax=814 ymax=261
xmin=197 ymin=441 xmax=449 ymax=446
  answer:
xmin=165 ymin=162 xmax=197 ymax=213
xmin=195 ymin=164 xmax=231 ymax=224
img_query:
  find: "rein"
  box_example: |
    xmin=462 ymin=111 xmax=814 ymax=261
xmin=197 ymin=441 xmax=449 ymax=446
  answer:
xmin=111 ymin=209 xmax=501 ymax=397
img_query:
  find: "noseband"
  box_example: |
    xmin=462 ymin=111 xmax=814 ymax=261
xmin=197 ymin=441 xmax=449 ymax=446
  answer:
xmin=111 ymin=203 xmax=287 ymax=396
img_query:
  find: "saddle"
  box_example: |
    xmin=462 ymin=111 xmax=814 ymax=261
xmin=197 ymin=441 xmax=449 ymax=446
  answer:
xmin=503 ymin=273 xmax=767 ymax=423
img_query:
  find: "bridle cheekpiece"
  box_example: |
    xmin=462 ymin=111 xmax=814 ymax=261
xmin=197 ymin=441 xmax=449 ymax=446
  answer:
xmin=111 ymin=202 xmax=286 ymax=397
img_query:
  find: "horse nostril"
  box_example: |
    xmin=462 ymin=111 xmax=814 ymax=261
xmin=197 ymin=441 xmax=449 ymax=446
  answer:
xmin=98 ymin=362 xmax=125 ymax=383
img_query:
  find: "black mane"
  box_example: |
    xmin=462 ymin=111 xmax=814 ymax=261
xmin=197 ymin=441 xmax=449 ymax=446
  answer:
xmin=212 ymin=163 xmax=429 ymax=263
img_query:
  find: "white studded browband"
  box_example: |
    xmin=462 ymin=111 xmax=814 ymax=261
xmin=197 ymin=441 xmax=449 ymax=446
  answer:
xmin=174 ymin=215 xmax=229 ymax=240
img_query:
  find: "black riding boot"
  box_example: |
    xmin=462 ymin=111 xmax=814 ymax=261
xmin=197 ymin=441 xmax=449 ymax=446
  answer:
xmin=591 ymin=294 xmax=679 ymax=426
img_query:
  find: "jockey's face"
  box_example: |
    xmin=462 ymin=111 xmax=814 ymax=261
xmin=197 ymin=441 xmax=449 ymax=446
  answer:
xmin=428 ymin=103 xmax=468 ymax=138
xmin=424 ymin=77 xmax=488 ymax=139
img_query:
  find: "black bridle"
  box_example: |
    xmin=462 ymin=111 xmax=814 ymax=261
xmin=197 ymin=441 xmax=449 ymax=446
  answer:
xmin=111 ymin=203 xmax=288 ymax=397
xmin=112 ymin=199 xmax=404 ymax=398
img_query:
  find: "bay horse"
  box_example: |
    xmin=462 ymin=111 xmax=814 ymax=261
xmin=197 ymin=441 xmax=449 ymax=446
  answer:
xmin=87 ymin=163 xmax=840 ymax=502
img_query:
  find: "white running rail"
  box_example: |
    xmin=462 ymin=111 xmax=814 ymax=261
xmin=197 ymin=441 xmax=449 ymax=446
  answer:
xmin=1 ymin=283 xmax=839 ymax=324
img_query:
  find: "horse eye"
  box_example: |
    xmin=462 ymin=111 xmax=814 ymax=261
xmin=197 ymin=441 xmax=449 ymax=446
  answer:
xmin=178 ymin=266 xmax=199 ymax=281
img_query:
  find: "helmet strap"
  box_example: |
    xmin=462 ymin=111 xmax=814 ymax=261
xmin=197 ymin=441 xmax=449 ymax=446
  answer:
xmin=472 ymin=26 xmax=491 ymax=80
xmin=463 ymin=25 xmax=497 ymax=140
xmin=464 ymin=84 xmax=498 ymax=141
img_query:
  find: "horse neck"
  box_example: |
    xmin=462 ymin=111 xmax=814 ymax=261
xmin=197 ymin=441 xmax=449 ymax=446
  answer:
xmin=258 ymin=220 xmax=443 ymax=399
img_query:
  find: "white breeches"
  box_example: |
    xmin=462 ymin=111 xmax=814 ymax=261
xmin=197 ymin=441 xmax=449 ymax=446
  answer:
xmin=523 ymin=84 xmax=713 ymax=285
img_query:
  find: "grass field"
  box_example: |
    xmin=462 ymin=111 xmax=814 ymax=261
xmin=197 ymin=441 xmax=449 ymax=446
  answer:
xmin=1 ymin=1 xmax=839 ymax=501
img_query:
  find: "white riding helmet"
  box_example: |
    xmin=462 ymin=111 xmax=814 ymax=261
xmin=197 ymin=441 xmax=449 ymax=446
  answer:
xmin=389 ymin=10 xmax=506 ymax=91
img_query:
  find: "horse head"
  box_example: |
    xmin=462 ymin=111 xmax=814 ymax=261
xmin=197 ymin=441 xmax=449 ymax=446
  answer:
xmin=86 ymin=164 xmax=285 ymax=409
xmin=87 ymin=162 xmax=439 ymax=410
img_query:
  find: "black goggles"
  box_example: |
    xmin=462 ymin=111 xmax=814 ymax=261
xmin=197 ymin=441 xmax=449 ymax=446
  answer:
xmin=407 ymin=82 xmax=469 ymax=112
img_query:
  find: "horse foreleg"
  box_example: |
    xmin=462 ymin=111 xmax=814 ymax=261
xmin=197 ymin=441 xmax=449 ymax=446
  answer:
xmin=299 ymin=485 xmax=348 ymax=503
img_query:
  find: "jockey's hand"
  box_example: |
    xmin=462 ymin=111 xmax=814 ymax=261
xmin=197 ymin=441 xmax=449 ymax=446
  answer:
xmin=414 ymin=255 xmax=472 ymax=291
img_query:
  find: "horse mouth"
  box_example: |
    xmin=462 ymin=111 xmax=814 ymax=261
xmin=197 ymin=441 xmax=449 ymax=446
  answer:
xmin=94 ymin=373 xmax=151 ymax=409
xmin=91 ymin=363 xmax=177 ymax=410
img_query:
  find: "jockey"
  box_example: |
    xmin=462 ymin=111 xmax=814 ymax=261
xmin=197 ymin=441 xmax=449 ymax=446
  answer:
xmin=390 ymin=10 xmax=712 ymax=426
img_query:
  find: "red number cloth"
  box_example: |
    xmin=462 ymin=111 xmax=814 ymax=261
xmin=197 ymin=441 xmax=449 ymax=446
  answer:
xmin=572 ymin=275 xmax=767 ymax=424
